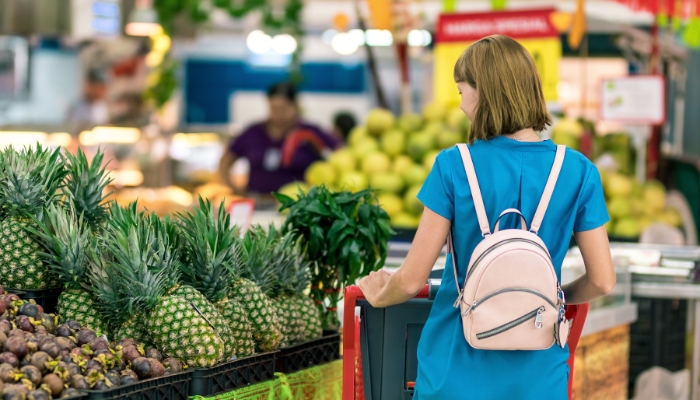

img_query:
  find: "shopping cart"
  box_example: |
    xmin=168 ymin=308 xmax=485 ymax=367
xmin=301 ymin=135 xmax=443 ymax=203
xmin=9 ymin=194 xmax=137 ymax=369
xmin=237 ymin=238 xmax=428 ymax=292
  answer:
xmin=342 ymin=280 xmax=589 ymax=400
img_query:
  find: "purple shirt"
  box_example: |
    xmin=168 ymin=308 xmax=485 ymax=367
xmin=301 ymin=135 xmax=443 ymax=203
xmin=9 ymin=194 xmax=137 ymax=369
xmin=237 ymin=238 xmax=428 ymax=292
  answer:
xmin=229 ymin=121 xmax=339 ymax=194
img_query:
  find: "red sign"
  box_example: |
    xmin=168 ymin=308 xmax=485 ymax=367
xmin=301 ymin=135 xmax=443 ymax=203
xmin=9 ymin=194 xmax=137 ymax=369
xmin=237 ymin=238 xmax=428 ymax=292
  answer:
xmin=436 ymin=9 xmax=558 ymax=43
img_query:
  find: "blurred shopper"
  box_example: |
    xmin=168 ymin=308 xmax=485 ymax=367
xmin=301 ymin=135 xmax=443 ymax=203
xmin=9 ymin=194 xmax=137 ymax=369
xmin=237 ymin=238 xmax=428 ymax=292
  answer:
xmin=219 ymin=82 xmax=340 ymax=194
xmin=358 ymin=35 xmax=615 ymax=400
xmin=66 ymin=69 xmax=109 ymax=128
xmin=332 ymin=111 xmax=356 ymax=141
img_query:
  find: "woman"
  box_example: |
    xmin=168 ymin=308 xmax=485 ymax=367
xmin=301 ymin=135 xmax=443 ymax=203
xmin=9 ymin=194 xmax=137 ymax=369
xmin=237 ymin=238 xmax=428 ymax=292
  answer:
xmin=219 ymin=82 xmax=340 ymax=194
xmin=358 ymin=35 xmax=616 ymax=399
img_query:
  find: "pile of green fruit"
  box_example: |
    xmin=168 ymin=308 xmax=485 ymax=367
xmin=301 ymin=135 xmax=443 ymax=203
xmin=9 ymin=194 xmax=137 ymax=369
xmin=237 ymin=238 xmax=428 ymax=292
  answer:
xmin=601 ymin=172 xmax=682 ymax=238
xmin=282 ymin=104 xmax=471 ymax=229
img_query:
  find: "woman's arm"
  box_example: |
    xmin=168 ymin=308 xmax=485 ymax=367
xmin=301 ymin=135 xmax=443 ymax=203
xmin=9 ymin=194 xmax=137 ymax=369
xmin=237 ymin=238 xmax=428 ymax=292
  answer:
xmin=218 ymin=151 xmax=237 ymax=187
xmin=562 ymin=226 xmax=616 ymax=304
xmin=358 ymin=207 xmax=450 ymax=308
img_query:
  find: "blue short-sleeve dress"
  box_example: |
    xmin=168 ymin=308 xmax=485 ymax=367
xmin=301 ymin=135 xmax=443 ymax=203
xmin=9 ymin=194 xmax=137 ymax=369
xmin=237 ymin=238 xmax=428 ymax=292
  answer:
xmin=415 ymin=136 xmax=609 ymax=400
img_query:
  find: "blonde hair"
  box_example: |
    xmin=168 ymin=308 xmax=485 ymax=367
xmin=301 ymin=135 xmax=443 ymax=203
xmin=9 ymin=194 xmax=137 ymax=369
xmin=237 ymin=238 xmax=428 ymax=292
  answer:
xmin=453 ymin=35 xmax=552 ymax=144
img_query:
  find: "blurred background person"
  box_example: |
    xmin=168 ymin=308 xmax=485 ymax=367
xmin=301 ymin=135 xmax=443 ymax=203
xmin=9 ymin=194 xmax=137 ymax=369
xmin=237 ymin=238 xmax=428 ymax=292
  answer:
xmin=332 ymin=111 xmax=357 ymax=142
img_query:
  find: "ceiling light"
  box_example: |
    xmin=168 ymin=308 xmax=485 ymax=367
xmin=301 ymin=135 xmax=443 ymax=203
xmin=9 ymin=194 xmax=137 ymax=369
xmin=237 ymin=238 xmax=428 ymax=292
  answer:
xmin=331 ymin=32 xmax=359 ymax=55
xmin=365 ymin=29 xmax=393 ymax=46
xmin=408 ymin=29 xmax=432 ymax=47
xmin=247 ymin=30 xmax=273 ymax=54
xmin=272 ymin=34 xmax=297 ymax=55
xmin=125 ymin=0 xmax=160 ymax=37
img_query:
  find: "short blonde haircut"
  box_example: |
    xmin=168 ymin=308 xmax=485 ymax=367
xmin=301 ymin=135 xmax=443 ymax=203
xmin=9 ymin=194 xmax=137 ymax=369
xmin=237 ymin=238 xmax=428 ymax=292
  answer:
xmin=454 ymin=35 xmax=552 ymax=144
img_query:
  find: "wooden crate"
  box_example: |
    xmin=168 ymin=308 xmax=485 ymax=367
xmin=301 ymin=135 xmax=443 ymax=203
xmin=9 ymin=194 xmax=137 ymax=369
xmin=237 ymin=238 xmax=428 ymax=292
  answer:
xmin=572 ymin=324 xmax=630 ymax=400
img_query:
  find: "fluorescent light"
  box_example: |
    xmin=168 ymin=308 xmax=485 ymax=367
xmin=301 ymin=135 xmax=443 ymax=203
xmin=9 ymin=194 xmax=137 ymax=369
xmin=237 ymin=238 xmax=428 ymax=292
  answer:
xmin=349 ymin=29 xmax=366 ymax=46
xmin=408 ymin=30 xmax=432 ymax=47
xmin=272 ymin=34 xmax=297 ymax=55
xmin=125 ymin=0 xmax=160 ymax=37
xmin=126 ymin=22 xmax=161 ymax=36
xmin=48 ymin=132 xmax=73 ymax=147
xmin=172 ymin=133 xmax=221 ymax=145
xmin=365 ymin=30 xmax=393 ymax=46
xmin=79 ymin=127 xmax=141 ymax=146
xmin=114 ymin=170 xmax=144 ymax=187
xmin=247 ymin=30 xmax=272 ymax=54
xmin=331 ymin=32 xmax=359 ymax=55
xmin=0 ymin=132 xmax=48 ymax=149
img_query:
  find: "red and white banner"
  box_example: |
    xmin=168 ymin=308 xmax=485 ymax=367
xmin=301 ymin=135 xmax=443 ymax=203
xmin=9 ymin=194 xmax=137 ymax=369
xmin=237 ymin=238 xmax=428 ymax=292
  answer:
xmin=436 ymin=8 xmax=559 ymax=43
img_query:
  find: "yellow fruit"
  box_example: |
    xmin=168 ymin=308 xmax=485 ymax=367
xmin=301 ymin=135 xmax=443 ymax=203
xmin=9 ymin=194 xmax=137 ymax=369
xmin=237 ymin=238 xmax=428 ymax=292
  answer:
xmin=328 ymin=149 xmax=356 ymax=173
xmin=437 ymin=130 xmax=462 ymax=149
xmin=392 ymin=155 xmax=414 ymax=176
xmin=348 ymin=126 xmax=368 ymax=146
xmin=361 ymin=152 xmax=391 ymax=175
xmin=403 ymin=164 xmax=428 ymax=187
xmin=407 ymin=133 xmax=435 ymax=162
xmin=604 ymin=220 xmax=614 ymax=232
xmin=337 ymin=171 xmax=368 ymax=192
xmin=423 ymin=150 xmax=440 ymax=171
xmin=305 ymin=162 xmax=336 ymax=186
xmin=423 ymin=103 xmax=446 ymax=122
xmin=371 ymin=173 xmax=405 ymax=194
xmin=604 ymin=173 xmax=633 ymax=198
xmin=607 ymin=196 xmax=631 ymax=219
xmin=377 ymin=193 xmax=404 ymax=218
xmin=392 ymin=213 xmax=420 ymax=229
xmin=643 ymin=180 xmax=666 ymax=212
xmin=366 ymin=108 xmax=395 ymax=137
xmin=657 ymin=208 xmax=682 ymax=227
xmin=398 ymin=113 xmax=423 ymax=133
xmin=404 ymin=185 xmax=424 ymax=215
xmin=381 ymin=130 xmax=406 ymax=157
xmin=278 ymin=182 xmax=309 ymax=200
xmin=423 ymin=122 xmax=445 ymax=138
xmin=551 ymin=132 xmax=580 ymax=151
xmin=613 ymin=218 xmax=641 ymax=238
xmin=446 ymin=108 xmax=466 ymax=131
xmin=351 ymin=137 xmax=379 ymax=158
xmin=553 ymin=118 xmax=584 ymax=138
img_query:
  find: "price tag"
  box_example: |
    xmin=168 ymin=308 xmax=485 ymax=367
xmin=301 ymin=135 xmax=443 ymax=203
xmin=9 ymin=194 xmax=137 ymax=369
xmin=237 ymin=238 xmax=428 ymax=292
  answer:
xmin=227 ymin=198 xmax=256 ymax=232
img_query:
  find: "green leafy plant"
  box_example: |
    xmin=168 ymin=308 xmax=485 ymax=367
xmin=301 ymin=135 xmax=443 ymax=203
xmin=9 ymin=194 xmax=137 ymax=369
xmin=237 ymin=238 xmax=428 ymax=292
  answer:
xmin=275 ymin=185 xmax=393 ymax=328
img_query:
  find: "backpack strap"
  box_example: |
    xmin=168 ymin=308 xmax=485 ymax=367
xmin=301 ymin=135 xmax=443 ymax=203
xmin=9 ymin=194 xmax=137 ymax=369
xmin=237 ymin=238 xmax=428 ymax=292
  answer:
xmin=530 ymin=145 xmax=566 ymax=234
xmin=456 ymin=144 xmax=491 ymax=237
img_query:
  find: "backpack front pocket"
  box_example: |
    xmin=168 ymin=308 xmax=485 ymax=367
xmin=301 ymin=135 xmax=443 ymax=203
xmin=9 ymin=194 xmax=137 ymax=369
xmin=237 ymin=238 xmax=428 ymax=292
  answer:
xmin=476 ymin=306 xmax=545 ymax=340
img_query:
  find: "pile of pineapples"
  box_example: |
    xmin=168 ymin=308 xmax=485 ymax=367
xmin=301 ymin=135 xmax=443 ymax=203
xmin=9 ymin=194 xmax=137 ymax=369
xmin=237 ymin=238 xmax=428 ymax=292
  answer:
xmin=0 ymin=144 xmax=323 ymax=369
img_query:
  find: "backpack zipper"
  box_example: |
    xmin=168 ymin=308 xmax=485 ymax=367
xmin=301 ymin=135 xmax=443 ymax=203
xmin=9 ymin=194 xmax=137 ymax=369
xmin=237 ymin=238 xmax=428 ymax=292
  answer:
xmin=462 ymin=287 xmax=555 ymax=316
xmin=465 ymin=238 xmax=551 ymax=284
xmin=476 ymin=306 xmax=545 ymax=340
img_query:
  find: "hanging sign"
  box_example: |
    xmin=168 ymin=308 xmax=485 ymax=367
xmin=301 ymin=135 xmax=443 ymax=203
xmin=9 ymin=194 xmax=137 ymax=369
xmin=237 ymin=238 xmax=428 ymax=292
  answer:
xmin=600 ymin=75 xmax=666 ymax=125
xmin=433 ymin=8 xmax=562 ymax=106
xmin=227 ymin=198 xmax=256 ymax=232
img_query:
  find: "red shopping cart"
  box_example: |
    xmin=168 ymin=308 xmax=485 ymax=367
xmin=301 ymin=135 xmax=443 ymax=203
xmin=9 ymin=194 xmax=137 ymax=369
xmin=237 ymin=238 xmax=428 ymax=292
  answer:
xmin=342 ymin=282 xmax=589 ymax=400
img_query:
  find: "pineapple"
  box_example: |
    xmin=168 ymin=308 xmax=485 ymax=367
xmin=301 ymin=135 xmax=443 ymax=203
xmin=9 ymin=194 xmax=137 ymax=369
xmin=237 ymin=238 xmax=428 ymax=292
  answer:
xmin=291 ymin=253 xmax=323 ymax=342
xmin=62 ymin=148 xmax=113 ymax=233
xmin=0 ymin=145 xmax=68 ymax=289
xmin=106 ymin=206 xmax=225 ymax=367
xmin=32 ymin=204 xmax=107 ymax=334
xmin=232 ymin=226 xmax=283 ymax=352
xmin=177 ymin=198 xmax=255 ymax=358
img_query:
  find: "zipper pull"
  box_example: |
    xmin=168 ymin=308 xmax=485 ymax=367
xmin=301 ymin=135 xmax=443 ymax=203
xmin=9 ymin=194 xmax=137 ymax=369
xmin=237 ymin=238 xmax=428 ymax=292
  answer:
xmin=557 ymin=282 xmax=566 ymax=304
xmin=462 ymin=301 xmax=477 ymax=317
xmin=453 ymin=291 xmax=463 ymax=308
xmin=535 ymin=307 xmax=544 ymax=329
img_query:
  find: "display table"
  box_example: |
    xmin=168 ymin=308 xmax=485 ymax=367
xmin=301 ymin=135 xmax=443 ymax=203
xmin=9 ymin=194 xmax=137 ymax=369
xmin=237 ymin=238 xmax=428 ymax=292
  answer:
xmin=190 ymin=360 xmax=342 ymax=400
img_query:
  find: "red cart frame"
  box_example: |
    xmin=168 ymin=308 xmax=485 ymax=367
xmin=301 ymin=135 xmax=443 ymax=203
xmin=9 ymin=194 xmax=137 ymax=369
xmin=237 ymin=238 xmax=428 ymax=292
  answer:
xmin=342 ymin=285 xmax=589 ymax=400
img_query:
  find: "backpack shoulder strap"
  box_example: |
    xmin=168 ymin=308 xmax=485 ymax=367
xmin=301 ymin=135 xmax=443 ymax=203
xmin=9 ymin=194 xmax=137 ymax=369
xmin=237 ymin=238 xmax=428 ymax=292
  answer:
xmin=456 ymin=144 xmax=491 ymax=237
xmin=530 ymin=145 xmax=566 ymax=234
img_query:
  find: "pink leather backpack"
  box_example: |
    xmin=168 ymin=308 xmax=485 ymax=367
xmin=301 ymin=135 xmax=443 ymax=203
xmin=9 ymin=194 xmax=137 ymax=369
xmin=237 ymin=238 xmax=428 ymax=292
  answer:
xmin=449 ymin=143 xmax=570 ymax=350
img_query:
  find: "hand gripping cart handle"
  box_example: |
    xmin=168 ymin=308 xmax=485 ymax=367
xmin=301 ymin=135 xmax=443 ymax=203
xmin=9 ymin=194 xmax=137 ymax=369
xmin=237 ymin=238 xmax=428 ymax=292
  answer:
xmin=342 ymin=280 xmax=589 ymax=400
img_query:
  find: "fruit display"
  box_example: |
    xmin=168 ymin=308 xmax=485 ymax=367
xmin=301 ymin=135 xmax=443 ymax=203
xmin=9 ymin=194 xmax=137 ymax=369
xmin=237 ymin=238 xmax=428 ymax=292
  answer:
xmin=0 ymin=286 xmax=179 ymax=399
xmin=301 ymin=104 xmax=471 ymax=229
xmin=600 ymin=172 xmax=682 ymax=238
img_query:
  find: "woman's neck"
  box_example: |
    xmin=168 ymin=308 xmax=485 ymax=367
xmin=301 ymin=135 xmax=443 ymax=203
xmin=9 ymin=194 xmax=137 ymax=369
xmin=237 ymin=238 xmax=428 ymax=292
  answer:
xmin=503 ymin=128 xmax=541 ymax=142
xmin=267 ymin=121 xmax=296 ymax=140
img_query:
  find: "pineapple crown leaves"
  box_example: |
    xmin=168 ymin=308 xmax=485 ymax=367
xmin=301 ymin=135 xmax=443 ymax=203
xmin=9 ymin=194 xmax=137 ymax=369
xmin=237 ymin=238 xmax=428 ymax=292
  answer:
xmin=84 ymin=244 xmax=128 ymax=329
xmin=176 ymin=197 xmax=240 ymax=303
xmin=0 ymin=144 xmax=68 ymax=219
xmin=108 ymin=201 xmax=142 ymax=232
xmin=29 ymin=204 xmax=93 ymax=290
xmin=63 ymin=148 xmax=114 ymax=232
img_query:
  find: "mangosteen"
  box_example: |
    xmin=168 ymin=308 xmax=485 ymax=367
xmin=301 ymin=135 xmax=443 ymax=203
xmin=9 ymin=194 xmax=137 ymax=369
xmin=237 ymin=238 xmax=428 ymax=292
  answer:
xmin=29 ymin=352 xmax=50 ymax=374
xmin=36 ymin=315 xmax=54 ymax=335
xmin=42 ymin=373 xmax=63 ymax=397
xmin=131 ymin=357 xmax=152 ymax=379
xmin=19 ymin=365 xmax=42 ymax=386
xmin=70 ymin=374 xmax=89 ymax=391
xmin=94 ymin=348 xmax=112 ymax=358
xmin=65 ymin=321 xmax=81 ymax=331
xmin=25 ymin=338 xmax=38 ymax=354
xmin=14 ymin=316 xmax=34 ymax=334
xmin=88 ymin=337 xmax=109 ymax=352
xmin=0 ymin=300 xmax=6 ymax=316
xmin=120 ymin=375 xmax=137 ymax=386
xmin=3 ymin=383 xmax=29 ymax=400
xmin=112 ymin=357 xmax=126 ymax=372
xmin=39 ymin=343 xmax=59 ymax=359
xmin=32 ymin=327 xmax=46 ymax=337
xmin=120 ymin=369 xmax=137 ymax=380
xmin=118 ymin=338 xmax=136 ymax=347
xmin=75 ymin=330 xmax=96 ymax=347
xmin=0 ymin=320 xmax=11 ymax=335
xmin=0 ymin=352 xmax=19 ymax=368
xmin=162 ymin=357 xmax=183 ymax=374
xmin=64 ymin=362 xmax=80 ymax=377
xmin=61 ymin=388 xmax=81 ymax=398
xmin=54 ymin=337 xmax=75 ymax=352
xmin=4 ymin=337 xmax=27 ymax=359
xmin=104 ymin=370 xmax=120 ymax=387
xmin=54 ymin=325 xmax=73 ymax=338
xmin=80 ymin=345 xmax=94 ymax=357
xmin=147 ymin=359 xmax=164 ymax=378
xmin=0 ymin=364 xmax=18 ymax=383
xmin=93 ymin=380 xmax=109 ymax=390
xmin=145 ymin=348 xmax=162 ymax=362
xmin=0 ymin=286 xmax=4 ymax=295
xmin=84 ymin=359 xmax=103 ymax=373
xmin=27 ymin=390 xmax=50 ymax=400
xmin=17 ymin=304 xmax=40 ymax=320
xmin=8 ymin=330 xmax=24 ymax=338
xmin=121 ymin=345 xmax=142 ymax=363
xmin=69 ymin=348 xmax=82 ymax=358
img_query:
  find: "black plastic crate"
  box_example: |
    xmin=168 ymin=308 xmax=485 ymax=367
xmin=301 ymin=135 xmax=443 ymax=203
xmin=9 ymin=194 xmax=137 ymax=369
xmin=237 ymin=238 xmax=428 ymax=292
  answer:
xmin=629 ymin=297 xmax=688 ymax=396
xmin=83 ymin=370 xmax=191 ymax=400
xmin=275 ymin=331 xmax=341 ymax=374
xmin=64 ymin=393 xmax=88 ymax=400
xmin=6 ymin=287 xmax=62 ymax=314
xmin=189 ymin=352 xmax=276 ymax=397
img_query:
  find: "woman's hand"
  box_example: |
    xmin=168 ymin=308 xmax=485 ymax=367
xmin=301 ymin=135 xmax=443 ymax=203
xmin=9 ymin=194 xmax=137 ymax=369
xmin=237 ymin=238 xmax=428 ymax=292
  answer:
xmin=358 ymin=270 xmax=392 ymax=307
